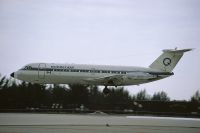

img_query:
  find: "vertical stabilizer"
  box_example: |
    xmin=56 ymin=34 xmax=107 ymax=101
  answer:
xmin=149 ymin=48 xmax=192 ymax=72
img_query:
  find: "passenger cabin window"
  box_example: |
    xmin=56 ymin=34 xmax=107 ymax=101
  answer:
xmin=121 ymin=72 xmax=126 ymax=74
xmin=50 ymin=68 xmax=127 ymax=74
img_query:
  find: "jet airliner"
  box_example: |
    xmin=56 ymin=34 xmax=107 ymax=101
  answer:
xmin=10 ymin=48 xmax=192 ymax=94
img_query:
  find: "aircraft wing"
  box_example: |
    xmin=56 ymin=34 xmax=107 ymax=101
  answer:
xmin=83 ymin=75 xmax=125 ymax=86
xmin=82 ymin=72 xmax=162 ymax=86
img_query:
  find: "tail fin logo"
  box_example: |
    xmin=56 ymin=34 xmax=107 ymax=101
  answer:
xmin=163 ymin=58 xmax=171 ymax=66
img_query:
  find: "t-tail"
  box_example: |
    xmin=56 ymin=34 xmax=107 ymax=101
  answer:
xmin=149 ymin=48 xmax=192 ymax=72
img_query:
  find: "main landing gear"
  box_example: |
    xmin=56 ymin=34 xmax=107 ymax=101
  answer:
xmin=103 ymin=86 xmax=110 ymax=95
xmin=103 ymin=85 xmax=118 ymax=95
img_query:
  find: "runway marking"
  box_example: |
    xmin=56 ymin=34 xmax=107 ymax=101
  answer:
xmin=126 ymin=116 xmax=200 ymax=121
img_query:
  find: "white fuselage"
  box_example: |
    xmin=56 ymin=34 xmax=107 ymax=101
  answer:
xmin=11 ymin=48 xmax=192 ymax=87
xmin=12 ymin=63 xmax=172 ymax=86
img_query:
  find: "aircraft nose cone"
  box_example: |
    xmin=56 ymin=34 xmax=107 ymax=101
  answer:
xmin=10 ymin=72 xmax=14 ymax=78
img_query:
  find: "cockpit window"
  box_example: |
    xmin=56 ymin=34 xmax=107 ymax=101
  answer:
xmin=20 ymin=65 xmax=32 ymax=70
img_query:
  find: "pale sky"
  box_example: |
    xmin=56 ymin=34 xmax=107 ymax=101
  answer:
xmin=0 ymin=0 xmax=200 ymax=100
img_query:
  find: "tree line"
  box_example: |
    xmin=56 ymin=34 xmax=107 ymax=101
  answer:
xmin=0 ymin=75 xmax=199 ymax=114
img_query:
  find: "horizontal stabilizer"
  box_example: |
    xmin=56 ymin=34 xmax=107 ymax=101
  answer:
xmin=162 ymin=48 xmax=193 ymax=53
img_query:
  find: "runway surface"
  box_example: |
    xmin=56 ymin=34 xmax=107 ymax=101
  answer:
xmin=0 ymin=113 xmax=200 ymax=133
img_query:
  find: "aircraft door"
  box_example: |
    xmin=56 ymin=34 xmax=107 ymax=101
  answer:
xmin=38 ymin=63 xmax=46 ymax=79
xmin=90 ymin=68 xmax=96 ymax=76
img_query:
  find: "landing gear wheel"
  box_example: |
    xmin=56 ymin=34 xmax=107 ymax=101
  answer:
xmin=103 ymin=86 xmax=110 ymax=95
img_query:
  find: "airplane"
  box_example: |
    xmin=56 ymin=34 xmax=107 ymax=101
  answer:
xmin=10 ymin=48 xmax=192 ymax=94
